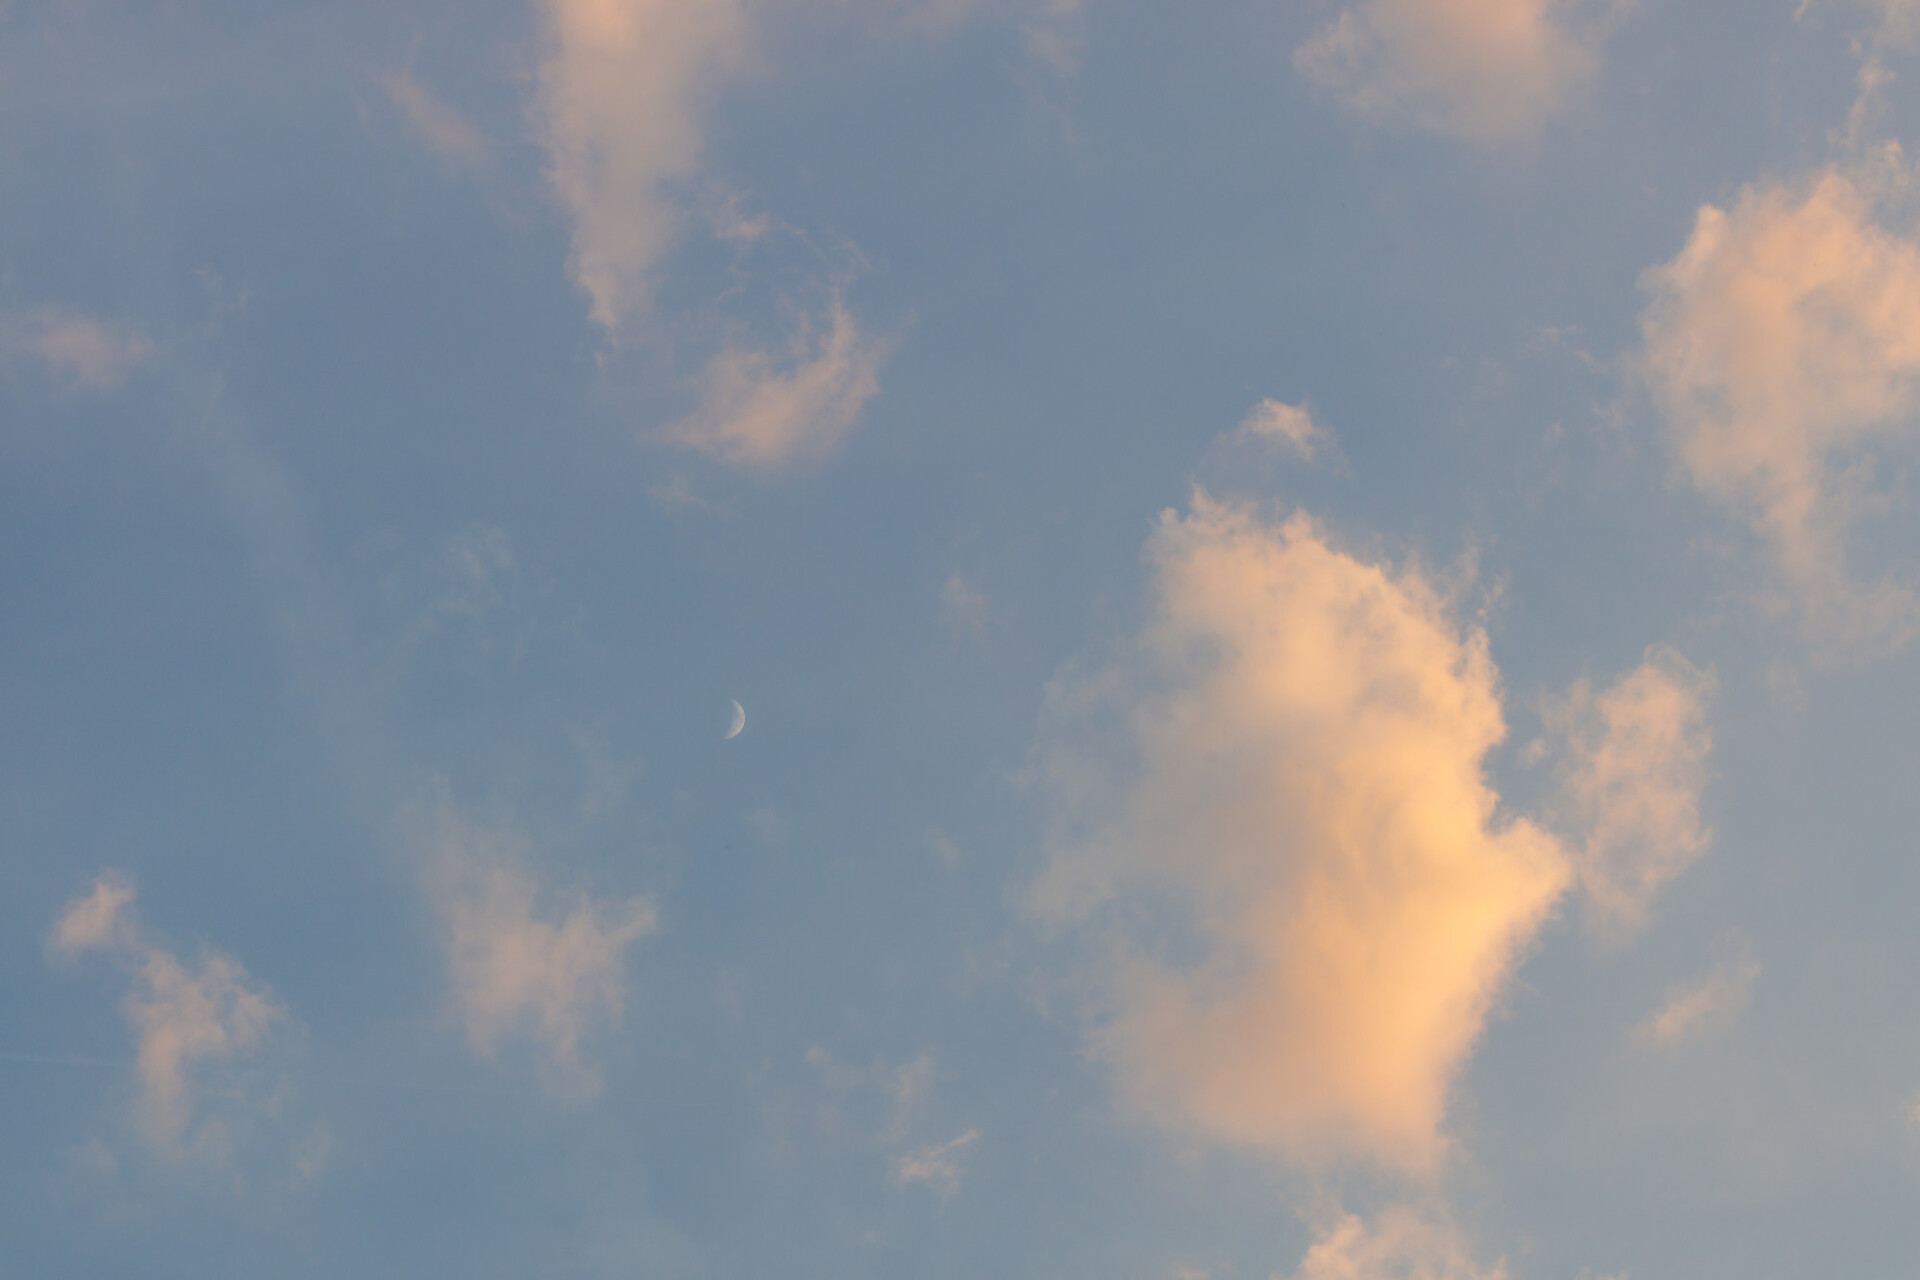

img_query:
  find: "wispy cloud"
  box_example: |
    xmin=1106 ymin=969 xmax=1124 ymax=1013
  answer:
xmin=1533 ymin=645 xmax=1716 ymax=933
xmin=665 ymin=292 xmax=891 ymax=466
xmin=891 ymin=1127 xmax=980 ymax=1198
xmin=1289 ymin=1203 xmax=1505 ymax=1280
xmin=1294 ymin=0 xmax=1615 ymax=142
xmin=4 ymin=309 xmax=153 ymax=388
xmin=1237 ymin=397 xmax=1331 ymax=460
xmin=534 ymin=0 xmax=750 ymax=329
xmin=381 ymin=71 xmax=491 ymax=176
xmin=1640 ymin=158 xmax=1920 ymax=656
xmin=48 ymin=874 xmax=294 ymax=1159
xmin=1033 ymin=493 xmax=1570 ymax=1173
xmin=424 ymin=805 xmax=658 ymax=1097
xmin=1635 ymin=948 xmax=1760 ymax=1047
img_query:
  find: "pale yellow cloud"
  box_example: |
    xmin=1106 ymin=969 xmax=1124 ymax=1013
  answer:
xmin=1034 ymin=494 xmax=1570 ymax=1173
xmin=1641 ymin=161 xmax=1920 ymax=654
xmin=426 ymin=807 xmax=657 ymax=1096
xmin=49 ymin=874 xmax=289 ymax=1153
xmin=1294 ymin=0 xmax=1607 ymax=142
xmin=1535 ymin=645 xmax=1715 ymax=933
xmin=1635 ymin=950 xmax=1759 ymax=1047
xmin=1238 ymin=398 xmax=1330 ymax=459
xmin=1289 ymin=1204 xmax=1505 ymax=1280
xmin=7 ymin=309 xmax=153 ymax=388
xmin=665 ymin=293 xmax=890 ymax=466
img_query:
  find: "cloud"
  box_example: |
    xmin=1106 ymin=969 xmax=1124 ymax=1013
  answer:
xmin=1238 ymin=397 xmax=1331 ymax=459
xmin=49 ymin=871 xmax=137 ymax=953
xmin=804 ymin=1044 xmax=937 ymax=1143
xmin=665 ymin=292 xmax=890 ymax=466
xmin=425 ymin=807 xmax=658 ymax=1096
xmin=941 ymin=572 xmax=991 ymax=634
xmin=1033 ymin=494 xmax=1570 ymax=1173
xmin=382 ymin=71 xmax=491 ymax=175
xmin=1640 ymin=161 xmax=1920 ymax=654
xmin=1533 ymin=645 xmax=1715 ymax=933
xmin=5 ymin=309 xmax=153 ymax=388
xmin=1635 ymin=949 xmax=1760 ymax=1047
xmin=49 ymin=874 xmax=291 ymax=1155
xmin=534 ymin=0 xmax=750 ymax=329
xmin=891 ymin=1127 xmax=980 ymax=1198
xmin=1289 ymin=1204 xmax=1505 ymax=1280
xmin=1294 ymin=0 xmax=1610 ymax=142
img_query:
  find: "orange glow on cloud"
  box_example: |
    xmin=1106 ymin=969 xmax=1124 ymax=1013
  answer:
xmin=1035 ymin=495 xmax=1571 ymax=1172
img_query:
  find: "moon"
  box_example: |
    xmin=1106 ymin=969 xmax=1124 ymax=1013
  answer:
xmin=724 ymin=700 xmax=746 ymax=740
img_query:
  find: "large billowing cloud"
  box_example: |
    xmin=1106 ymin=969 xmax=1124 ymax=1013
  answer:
xmin=1033 ymin=495 xmax=1571 ymax=1172
xmin=1293 ymin=0 xmax=1607 ymax=142
xmin=424 ymin=805 xmax=658 ymax=1096
xmin=1534 ymin=645 xmax=1715 ymax=933
xmin=1641 ymin=162 xmax=1920 ymax=654
xmin=48 ymin=874 xmax=290 ymax=1155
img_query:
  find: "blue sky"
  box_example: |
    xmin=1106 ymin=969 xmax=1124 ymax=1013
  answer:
xmin=7 ymin=1 xmax=1920 ymax=1276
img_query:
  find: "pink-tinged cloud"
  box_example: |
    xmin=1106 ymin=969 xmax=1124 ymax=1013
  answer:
xmin=1641 ymin=163 xmax=1920 ymax=655
xmin=1635 ymin=948 xmax=1759 ymax=1047
xmin=1294 ymin=0 xmax=1609 ymax=142
xmin=49 ymin=874 xmax=289 ymax=1153
xmin=1535 ymin=645 xmax=1715 ymax=933
xmin=427 ymin=807 xmax=657 ymax=1096
xmin=665 ymin=293 xmax=890 ymax=466
xmin=1238 ymin=398 xmax=1330 ymax=459
xmin=891 ymin=1128 xmax=980 ymax=1198
xmin=1290 ymin=1204 xmax=1505 ymax=1280
xmin=1033 ymin=495 xmax=1570 ymax=1173
xmin=535 ymin=0 xmax=749 ymax=329
xmin=7 ymin=309 xmax=153 ymax=388
xmin=382 ymin=72 xmax=492 ymax=176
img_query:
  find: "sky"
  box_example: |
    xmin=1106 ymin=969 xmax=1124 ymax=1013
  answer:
xmin=6 ymin=0 xmax=1920 ymax=1276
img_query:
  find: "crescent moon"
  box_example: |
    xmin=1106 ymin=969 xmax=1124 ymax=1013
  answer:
xmin=724 ymin=700 xmax=746 ymax=740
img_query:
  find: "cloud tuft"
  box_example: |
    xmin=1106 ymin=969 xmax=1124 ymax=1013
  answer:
xmin=1641 ymin=161 xmax=1920 ymax=655
xmin=1294 ymin=0 xmax=1607 ymax=142
xmin=49 ymin=873 xmax=291 ymax=1154
xmin=666 ymin=293 xmax=890 ymax=466
xmin=426 ymin=807 xmax=657 ymax=1096
xmin=1535 ymin=645 xmax=1715 ymax=932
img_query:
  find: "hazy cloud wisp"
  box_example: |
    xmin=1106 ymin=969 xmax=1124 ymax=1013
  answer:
xmin=1294 ymin=0 xmax=1608 ymax=142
